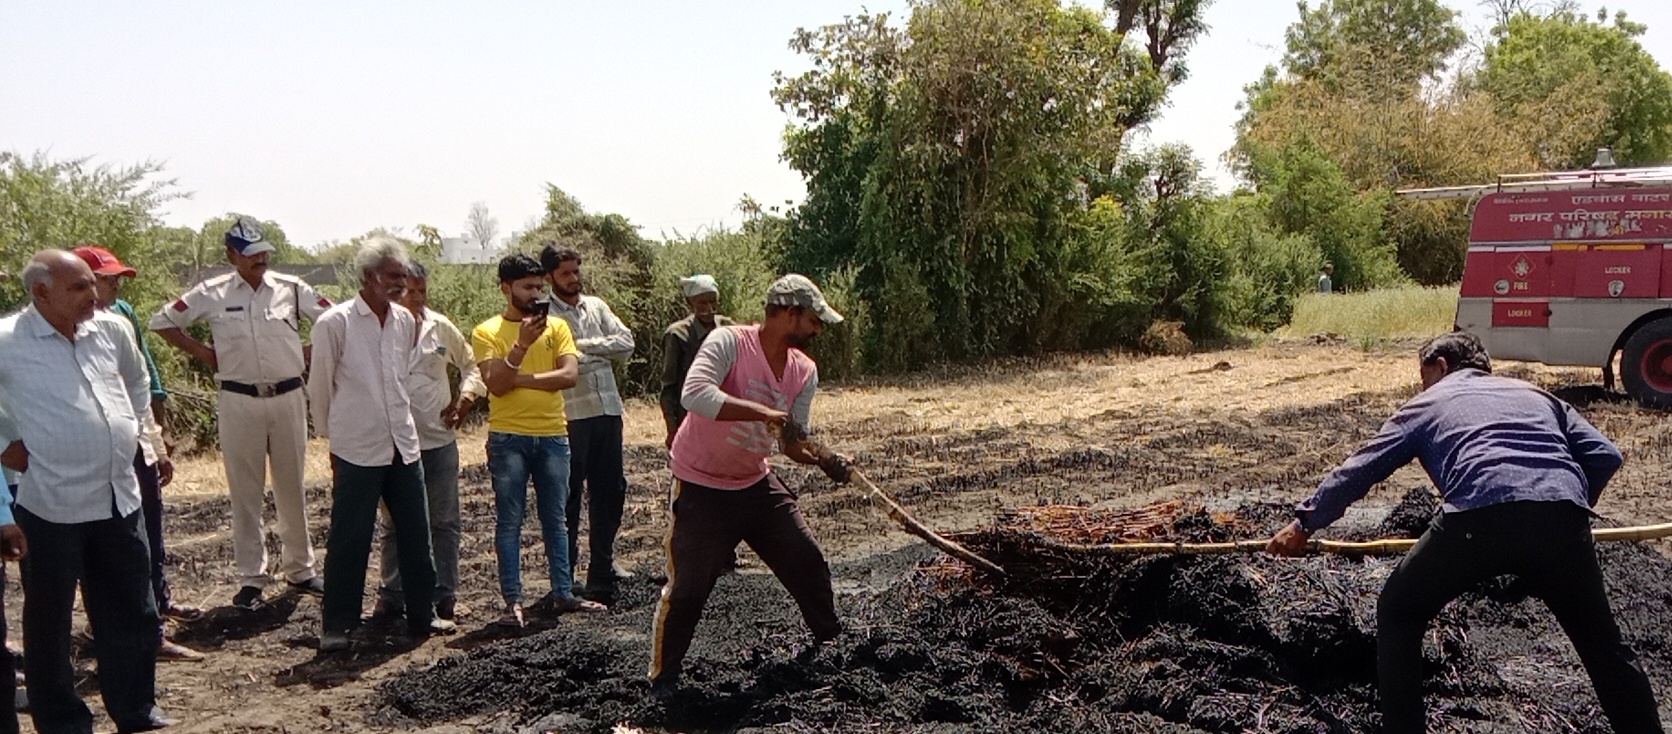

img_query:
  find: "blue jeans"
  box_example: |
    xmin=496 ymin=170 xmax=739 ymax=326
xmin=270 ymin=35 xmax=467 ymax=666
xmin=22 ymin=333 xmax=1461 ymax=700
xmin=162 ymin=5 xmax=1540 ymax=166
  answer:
xmin=487 ymin=432 xmax=573 ymax=604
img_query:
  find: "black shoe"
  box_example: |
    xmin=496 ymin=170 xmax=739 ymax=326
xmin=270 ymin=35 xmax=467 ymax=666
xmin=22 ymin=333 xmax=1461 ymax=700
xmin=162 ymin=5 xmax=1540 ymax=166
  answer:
xmin=581 ymin=581 xmax=616 ymax=604
xmin=318 ymin=630 xmax=351 ymax=653
xmin=435 ymin=595 xmax=459 ymax=621
xmin=649 ymin=678 xmax=679 ymax=702
xmin=366 ymin=597 xmax=405 ymax=622
xmin=231 ymin=585 xmax=264 ymax=610
xmin=288 ymin=576 xmax=325 ymax=596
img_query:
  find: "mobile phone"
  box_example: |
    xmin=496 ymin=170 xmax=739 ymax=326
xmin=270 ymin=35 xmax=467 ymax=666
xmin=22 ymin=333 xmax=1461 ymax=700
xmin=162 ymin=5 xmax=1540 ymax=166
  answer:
xmin=526 ymin=299 xmax=550 ymax=318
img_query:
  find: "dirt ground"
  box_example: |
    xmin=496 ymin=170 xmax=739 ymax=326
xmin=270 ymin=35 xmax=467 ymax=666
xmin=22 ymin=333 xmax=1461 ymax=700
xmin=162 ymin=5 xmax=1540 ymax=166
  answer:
xmin=12 ymin=339 xmax=1672 ymax=733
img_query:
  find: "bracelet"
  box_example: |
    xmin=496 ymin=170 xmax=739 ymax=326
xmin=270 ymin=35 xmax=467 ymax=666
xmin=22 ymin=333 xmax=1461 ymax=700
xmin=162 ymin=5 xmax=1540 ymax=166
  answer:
xmin=504 ymin=357 xmax=523 ymax=371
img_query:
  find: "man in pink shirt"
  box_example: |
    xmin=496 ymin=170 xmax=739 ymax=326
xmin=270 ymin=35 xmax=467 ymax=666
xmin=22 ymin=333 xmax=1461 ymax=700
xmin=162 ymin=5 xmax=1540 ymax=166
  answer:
xmin=649 ymin=274 xmax=851 ymax=698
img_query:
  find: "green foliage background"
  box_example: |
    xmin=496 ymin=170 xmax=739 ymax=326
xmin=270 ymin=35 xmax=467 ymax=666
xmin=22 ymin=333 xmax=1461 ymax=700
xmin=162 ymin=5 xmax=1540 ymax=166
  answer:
xmin=5 ymin=0 xmax=1672 ymax=452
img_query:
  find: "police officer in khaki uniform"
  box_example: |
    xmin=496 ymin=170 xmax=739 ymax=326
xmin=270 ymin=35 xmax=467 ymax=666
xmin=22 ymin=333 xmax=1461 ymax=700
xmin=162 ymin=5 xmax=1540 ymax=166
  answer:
xmin=150 ymin=218 xmax=331 ymax=609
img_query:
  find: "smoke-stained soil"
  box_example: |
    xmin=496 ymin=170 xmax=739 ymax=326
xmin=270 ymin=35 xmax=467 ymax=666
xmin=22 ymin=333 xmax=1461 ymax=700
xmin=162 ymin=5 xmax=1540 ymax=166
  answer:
xmin=75 ymin=344 xmax=1672 ymax=732
xmin=377 ymin=491 xmax=1672 ymax=733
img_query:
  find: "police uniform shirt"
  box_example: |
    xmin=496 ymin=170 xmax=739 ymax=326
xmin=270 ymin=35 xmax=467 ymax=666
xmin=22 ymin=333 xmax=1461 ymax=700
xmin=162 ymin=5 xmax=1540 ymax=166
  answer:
xmin=149 ymin=271 xmax=332 ymax=384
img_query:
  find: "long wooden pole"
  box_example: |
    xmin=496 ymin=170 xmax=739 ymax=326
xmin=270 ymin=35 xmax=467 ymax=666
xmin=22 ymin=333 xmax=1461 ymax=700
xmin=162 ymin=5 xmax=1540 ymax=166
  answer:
xmin=851 ymin=470 xmax=1006 ymax=575
xmin=1028 ymin=522 xmax=1672 ymax=557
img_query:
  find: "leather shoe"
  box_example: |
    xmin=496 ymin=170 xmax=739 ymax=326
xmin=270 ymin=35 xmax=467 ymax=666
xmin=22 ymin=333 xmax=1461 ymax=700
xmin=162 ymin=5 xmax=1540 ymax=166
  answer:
xmin=287 ymin=577 xmax=326 ymax=596
xmin=231 ymin=585 xmax=263 ymax=611
xmin=366 ymin=597 xmax=405 ymax=622
xmin=318 ymin=630 xmax=351 ymax=652
xmin=435 ymin=596 xmax=468 ymax=621
xmin=580 ymin=583 xmax=615 ymax=604
xmin=649 ymin=677 xmax=679 ymax=701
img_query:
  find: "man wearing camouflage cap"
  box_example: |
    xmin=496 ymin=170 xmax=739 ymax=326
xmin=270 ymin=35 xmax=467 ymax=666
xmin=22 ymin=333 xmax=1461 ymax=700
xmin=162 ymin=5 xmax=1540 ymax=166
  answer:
xmin=150 ymin=217 xmax=331 ymax=610
xmin=648 ymin=274 xmax=851 ymax=698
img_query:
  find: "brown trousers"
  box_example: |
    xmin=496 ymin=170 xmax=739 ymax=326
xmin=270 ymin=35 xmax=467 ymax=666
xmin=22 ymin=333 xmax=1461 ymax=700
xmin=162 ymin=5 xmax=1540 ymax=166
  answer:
xmin=649 ymin=473 xmax=841 ymax=684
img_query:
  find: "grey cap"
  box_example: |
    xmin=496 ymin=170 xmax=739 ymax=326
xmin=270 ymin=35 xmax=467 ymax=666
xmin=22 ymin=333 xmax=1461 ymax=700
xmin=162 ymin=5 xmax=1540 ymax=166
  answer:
xmin=225 ymin=217 xmax=276 ymax=256
xmin=766 ymin=274 xmax=843 ymax=324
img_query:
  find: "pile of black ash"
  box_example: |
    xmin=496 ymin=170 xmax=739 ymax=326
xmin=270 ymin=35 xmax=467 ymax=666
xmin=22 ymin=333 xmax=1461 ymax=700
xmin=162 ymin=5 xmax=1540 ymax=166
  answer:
xmin=376 ymin=503 xmax=1672 ymax=733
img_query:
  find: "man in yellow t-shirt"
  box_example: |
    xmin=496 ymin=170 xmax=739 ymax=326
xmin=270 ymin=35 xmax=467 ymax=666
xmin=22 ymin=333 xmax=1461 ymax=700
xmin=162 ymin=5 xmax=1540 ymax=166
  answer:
xmin=472 ymin=253 xmax=606 ymax=628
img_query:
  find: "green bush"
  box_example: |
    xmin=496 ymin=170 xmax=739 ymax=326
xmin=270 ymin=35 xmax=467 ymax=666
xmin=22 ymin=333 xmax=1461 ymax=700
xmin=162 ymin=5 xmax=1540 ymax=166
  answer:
xmin=1207 ymin=195 xmax=1326 ymax=331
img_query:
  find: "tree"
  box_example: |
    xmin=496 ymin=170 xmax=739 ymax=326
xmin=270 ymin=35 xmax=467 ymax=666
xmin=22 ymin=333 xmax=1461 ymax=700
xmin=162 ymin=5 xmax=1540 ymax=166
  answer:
xmin=774 ymin=0 xmax=1211 ymax=368
xmin=1226 ymin=0 xmax=1550 ymax=285
xmin=1475 ymin=8 xmax=1672 ymax=167
xmin=413 ymin=224 xmax=444 ymax=263
xmin=0 ymin=152 xmax=181 ymax=311
xmin=465 ymin=201 xmax=499 ymax=250
xmin=1281 ymin=0 xmax=1465 ymax=93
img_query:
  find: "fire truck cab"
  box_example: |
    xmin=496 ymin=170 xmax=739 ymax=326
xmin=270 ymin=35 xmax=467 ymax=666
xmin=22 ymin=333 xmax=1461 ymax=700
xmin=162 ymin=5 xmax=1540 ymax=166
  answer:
xmin=1402 ymin=163 xmax=1672 ymax=407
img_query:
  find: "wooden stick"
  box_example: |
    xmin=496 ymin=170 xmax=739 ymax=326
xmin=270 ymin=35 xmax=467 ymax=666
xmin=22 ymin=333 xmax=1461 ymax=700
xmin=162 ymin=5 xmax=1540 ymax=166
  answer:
xmin=775 ymin=422 xmax=1005 ymax=575
xmin=1028 ymin=521 xmax=1672 ymax=557
xmin=851 ymin=470 xmax=1006 ymax=575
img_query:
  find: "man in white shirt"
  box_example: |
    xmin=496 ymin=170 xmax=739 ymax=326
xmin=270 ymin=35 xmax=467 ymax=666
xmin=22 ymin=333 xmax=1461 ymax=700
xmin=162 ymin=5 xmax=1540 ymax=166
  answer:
xmin=308 ymin=237 xmax=454 ymax=651
xmin=150 ymin=218 xmax=330 ymax=609
xmin=0 ymin=250 xmax=172 ymax=733
xmin=542 ymin=243 xmax=635 ymax=601
xmin=371 ymin=262 xmax=484 ymax=622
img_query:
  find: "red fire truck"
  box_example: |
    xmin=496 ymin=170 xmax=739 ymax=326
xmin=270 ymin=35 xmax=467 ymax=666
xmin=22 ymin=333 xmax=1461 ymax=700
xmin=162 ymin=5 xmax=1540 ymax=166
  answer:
xmin=1400 ymin=162 xmax=1672 ymax=407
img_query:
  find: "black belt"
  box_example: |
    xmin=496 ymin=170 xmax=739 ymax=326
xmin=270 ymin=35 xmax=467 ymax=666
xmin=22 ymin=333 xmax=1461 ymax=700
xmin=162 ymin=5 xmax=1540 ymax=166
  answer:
xmin=220 ymin=377 xmax=304 ymax=398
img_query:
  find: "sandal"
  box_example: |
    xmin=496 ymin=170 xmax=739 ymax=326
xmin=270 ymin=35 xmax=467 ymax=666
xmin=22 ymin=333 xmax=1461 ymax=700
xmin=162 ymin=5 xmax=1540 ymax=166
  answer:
xmin=554 ymin=596 xmax=608 ymax=614
xmin=493 ymin=603 xmax=525 ymax=628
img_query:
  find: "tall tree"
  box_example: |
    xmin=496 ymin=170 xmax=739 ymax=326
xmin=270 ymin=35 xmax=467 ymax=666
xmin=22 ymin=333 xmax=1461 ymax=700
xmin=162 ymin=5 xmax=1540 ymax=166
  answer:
xmin=465 ymin=201 xmax=499 ymax=250
xmin=1475 ymin=8 xmax=1672 ymax=167
xmin=1281 ymin=0 xmax=1465 ymax=93
xmin=774 ymin=0 xmax=1211 ymax=368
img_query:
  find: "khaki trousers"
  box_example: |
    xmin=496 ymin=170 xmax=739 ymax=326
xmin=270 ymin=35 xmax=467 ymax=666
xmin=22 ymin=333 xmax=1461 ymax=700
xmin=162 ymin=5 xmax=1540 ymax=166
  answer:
xmin=217 ymin=389 xmax=316 ymax=587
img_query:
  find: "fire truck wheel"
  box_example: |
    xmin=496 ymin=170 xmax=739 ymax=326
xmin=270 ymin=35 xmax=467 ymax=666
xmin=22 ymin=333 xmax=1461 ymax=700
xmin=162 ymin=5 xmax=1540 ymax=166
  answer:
xmin=1620 ymin=317 xmax=1672 ymax=410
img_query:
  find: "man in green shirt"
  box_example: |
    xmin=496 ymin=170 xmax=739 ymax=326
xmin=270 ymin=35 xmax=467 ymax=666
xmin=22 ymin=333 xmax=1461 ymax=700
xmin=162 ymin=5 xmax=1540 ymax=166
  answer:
xmin=659 ymin=275 xmax=734 ymax=449
xmin=74 ymin=246 xmax=203 ymax=662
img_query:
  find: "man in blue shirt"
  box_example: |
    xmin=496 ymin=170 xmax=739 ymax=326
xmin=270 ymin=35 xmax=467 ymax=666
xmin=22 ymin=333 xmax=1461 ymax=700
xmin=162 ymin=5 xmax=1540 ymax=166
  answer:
xmin=1267 ymin=332 xmax=1662 ymax=733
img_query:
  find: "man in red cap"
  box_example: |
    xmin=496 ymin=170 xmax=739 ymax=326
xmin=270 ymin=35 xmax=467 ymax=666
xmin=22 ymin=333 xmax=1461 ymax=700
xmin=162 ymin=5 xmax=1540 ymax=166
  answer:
xmin=72 ymin=246 xmax=204 ymax=662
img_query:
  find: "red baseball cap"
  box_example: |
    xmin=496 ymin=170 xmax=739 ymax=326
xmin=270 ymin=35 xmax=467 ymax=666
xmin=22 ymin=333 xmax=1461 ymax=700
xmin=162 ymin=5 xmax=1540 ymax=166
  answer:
xmin=73 ymin=245 xmax=138 ymax=278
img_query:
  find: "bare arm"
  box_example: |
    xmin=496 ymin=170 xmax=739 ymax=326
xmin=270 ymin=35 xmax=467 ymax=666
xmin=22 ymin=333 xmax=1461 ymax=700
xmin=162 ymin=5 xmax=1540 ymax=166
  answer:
xmin=481 ymin=358 xmax=517 ymax=397
xmin=513 ymin=354 xmax=579 ymax=391
xmin=783 ymin=439 xmax=821 ymax=466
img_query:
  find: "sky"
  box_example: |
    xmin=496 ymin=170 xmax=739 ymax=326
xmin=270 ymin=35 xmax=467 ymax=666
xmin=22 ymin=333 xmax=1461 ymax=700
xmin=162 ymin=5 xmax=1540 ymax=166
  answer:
xmin=3 ymin=1 xmax=1670 ymax=250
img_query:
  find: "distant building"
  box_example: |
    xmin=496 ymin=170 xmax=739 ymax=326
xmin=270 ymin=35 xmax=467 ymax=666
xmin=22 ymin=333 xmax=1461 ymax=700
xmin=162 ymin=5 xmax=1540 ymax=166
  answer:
xmin=441 ymin=236 xmax=500 ymax=265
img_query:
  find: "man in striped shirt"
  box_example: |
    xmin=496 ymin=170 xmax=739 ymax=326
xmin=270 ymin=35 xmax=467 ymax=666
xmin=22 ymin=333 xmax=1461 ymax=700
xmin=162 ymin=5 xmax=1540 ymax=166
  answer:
xmin=543 ymin=244 xmax=635 ymax=602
